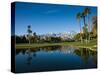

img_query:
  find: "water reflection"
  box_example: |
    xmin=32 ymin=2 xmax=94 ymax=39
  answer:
xmin=16 ymin=46 xmax=97 ymax=73
xmin=74 ymin=48 xmax=97 ymax=65
xmin=26 ymin=48 xmax=32 ymax=65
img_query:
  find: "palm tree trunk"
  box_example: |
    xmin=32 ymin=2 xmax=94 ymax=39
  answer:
xmin=29 ymin=39 xmax=30 ymax=44
xmin=79 ymin=20 xmax=82 ymax=43
xmin=28 ymin=35 xmax=31 ymax=44
xmin=88 ymin=15 xmax=90 ymax=42
xmin=83 ymin=16 xmax=87 ymax=44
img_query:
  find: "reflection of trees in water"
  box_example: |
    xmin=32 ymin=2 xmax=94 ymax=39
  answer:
xmin=74 ymin=48 xmax=97 ymax=65
xmin=16 ymin=46 xmax=97 ymax=66
xmin=59 ymin=46 xmax=78 ymax=54
xmin=21 ymin=50 xmax=26 ymax=55
xmin=16 ymin=46 xmax=79 ymax=55
xmin=16 ymin=49 xmax=21 ymax=55
xmin=31 ymin=50 xmax=37 ymax=57
xmin=92 ymin=54 xmax=97 ymax=65
xmin=16 ymin=46 xmax=78 ymax=55
xmin=38 ymin=46 xmax=77 ymax=54
xmin=16 ymin=49 xmax=34 ymax=65
xmin=36 ymin=46 xmax=62 ymax=53
xmin=41 ymin=46 xmax=61 ymax=51
xmin=26 ymin=48 xmax=32 ymax=65
xmin=74 ymin=48 xmax=86 ymax=63
xmin=26 ymin=48 xmax=37 ymax=65
xmin=33 ymin=52 xmax=36 ymax=57
xmin=16 ymin=49 xmax=26 ymax=55
xmin=90 ymin=51 xmax=97 ymax=65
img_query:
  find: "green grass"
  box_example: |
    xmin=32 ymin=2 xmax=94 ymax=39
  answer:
xmin=16 ymin=39 xmax=97 ymax=51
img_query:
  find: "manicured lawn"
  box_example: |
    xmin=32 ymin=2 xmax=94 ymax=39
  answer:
xmin=16 ymin=39 xmax=97 ymax=51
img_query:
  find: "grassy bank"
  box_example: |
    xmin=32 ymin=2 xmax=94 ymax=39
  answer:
xmin=16 ymin=39 xmax=97 ymax=51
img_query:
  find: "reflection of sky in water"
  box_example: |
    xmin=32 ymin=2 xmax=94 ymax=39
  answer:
xmin=15 ymin=46 xmax=97 ymax=73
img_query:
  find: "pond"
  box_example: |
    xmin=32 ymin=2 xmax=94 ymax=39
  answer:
xmin=15 ymin=46 xmax=97 ymax=73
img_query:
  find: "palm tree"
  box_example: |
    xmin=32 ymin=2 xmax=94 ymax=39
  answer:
xmin=92 ymin=16 xmax=97 ymax=37
xmin=81 ymin=12 xmax=86 ymax=26
xmin=81 ymin=11 xmax=88 ymax=44
xmin=84 ymin=7 xmax=91 ymax=42
xmin=27 ymin=25 xmax=32 ymax=44
xmin=83 ymin=25 xmax=88 ymax=44
xmin=76 ymin=12 xmax=83 ymax=43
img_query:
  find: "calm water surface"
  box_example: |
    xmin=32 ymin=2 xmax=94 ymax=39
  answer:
xmin=15 ymin=46 xmax=97 ymax=73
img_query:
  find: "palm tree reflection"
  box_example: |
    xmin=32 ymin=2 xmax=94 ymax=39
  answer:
xmin=74 ymin=48 xmax=97 ymax=65
xmin=26 ymin=48 xmax=32 ymax=65
xmin=33 ymin=52 xmax=36 ymax=57
xmin=26 ymin=48 xmax=37 ymax=65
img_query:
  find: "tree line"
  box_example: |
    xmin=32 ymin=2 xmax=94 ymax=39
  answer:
xmin=75 ymin=7 xmax=97 ymax=43
xmin=16 ymin=25 xmax=75 ymax=44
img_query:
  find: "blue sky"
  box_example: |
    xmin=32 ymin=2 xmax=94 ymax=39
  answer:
xmin=15 ymin=2 xmax=97 ymax=35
